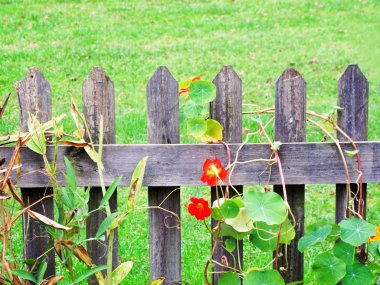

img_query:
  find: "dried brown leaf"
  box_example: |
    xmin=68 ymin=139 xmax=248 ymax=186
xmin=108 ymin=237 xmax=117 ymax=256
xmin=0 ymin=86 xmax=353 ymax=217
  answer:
xmin=59 ymin=140 xmax=89 ymax=148
xmin=28 ymin=210 xmax=72 ymax=231
xmin=40 ymin=276 xmax=65 ymax=285
xmin=57 ymin=240 xmax=93 ymax=266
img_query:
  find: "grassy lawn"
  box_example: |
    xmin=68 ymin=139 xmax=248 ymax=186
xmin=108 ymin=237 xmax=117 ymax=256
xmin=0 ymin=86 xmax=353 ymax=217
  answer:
xmin=1 ymin=0 xmax=379 ymax=284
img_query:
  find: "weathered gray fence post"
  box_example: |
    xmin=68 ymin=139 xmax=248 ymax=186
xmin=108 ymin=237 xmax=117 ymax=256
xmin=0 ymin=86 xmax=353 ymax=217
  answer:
xmin=274 ymin=68 xmax=306 ymax=282
xmin=335 ymin=64 xmax=368 ymax=223
xmin=147 ymin=66 xmax=181 ymax=284
xmin=83 ymin=67 xmax=118 ymax=284
xmin=17 ymin=67 xmax=55 ymax=278
xmin=211 ymin=65 xmax=243 ymax=284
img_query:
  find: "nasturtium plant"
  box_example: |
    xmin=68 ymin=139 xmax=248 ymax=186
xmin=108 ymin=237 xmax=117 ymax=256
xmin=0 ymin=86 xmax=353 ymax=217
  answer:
xmin=179 ymin=77 xmax=224 ymax=142
xmin=341 ymin=262 xmax=374 ymax=285
xmin=298 ymin=224 xmax=332 ymax=252
xmin=218 ymin=271 xmax=241 ymax=285
xmin=311 ymin=252 xmax=346 ymax=285
xmin=244 ymin=269 xmax=285 ymax=285
xmin=220 ymin=199 xmax=240 ymax=219
xmin=333 ymin=241 xmax=355 ymax=265
xmin=339 ymin=217 xmax=376 ymax=246
xmin=225 ymin=238 xmax=237 ymax=253
xmin=243 ymin=191 xmax=287 ymax=225
xmin=250 ymin=220 xmax=295 ymax=252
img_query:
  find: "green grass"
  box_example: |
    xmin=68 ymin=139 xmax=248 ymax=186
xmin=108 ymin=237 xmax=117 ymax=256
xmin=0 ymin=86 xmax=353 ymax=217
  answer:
xmin=1 ymin=0 xmax=380 ymax=284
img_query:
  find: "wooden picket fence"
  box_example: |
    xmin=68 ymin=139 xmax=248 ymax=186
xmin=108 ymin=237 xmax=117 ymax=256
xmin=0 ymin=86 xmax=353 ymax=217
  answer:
xmin=1 ymin=64 xmax=380 ymax=285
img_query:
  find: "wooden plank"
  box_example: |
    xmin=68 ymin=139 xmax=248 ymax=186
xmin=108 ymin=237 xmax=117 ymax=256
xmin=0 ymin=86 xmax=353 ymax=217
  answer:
xmin=211 ymin=65 xmax=243 ymax=284
xmin=147 ymin=66 xmax=181 ymax=284
xmin=336 ymin=65 xmax=369 ymax=223
xmin=1 ymin=142 xmax=379 ymax=187
xmin=274 ymin=68 xmax=306 ymax=282
xmin=82 ymin=67 xmax=118 ymax=284
xmin=16 ymin=67 xmax=55 ymax=278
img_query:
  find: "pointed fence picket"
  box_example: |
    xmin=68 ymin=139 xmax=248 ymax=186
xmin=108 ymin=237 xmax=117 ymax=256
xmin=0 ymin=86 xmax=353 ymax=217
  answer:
xmin=1 ymin=64 xmax=378 ymax=285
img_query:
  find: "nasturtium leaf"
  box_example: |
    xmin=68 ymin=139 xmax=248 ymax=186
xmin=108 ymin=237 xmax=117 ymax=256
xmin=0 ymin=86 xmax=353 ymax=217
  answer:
xmin=218 ymin=271 xmax=240 ymax=285
xmin=182 ymin=99 xmax=209 ymax=119
xmin=213 ymin=198 xmax=253 ymax=232
xmin=211 ymin=207 xmax=223 ymax=221
xmin=333 ymin=241 xmax=355 ymax=265
xmin=232 ymin=197 xmax=245 ymax=208
xmin=342 ymin=262 xmax=374 ymax=285
xmin=225 ymin=238 xmax=236 ymax=253
xmin=198 ymin=119 xmax=223 ymax=142
xmin=189 ymin=80 xmax=216 ymax=105
xmin=326 ymin=223 xmax=341 ymax=242
xmin=250 ymin=220 xmax=295 ymax=252
xmin=244 ymin=269 xmax=285 ymax=285
xmin=243 ymin=191 xmax=287 ymax=225
xmin=11 ymin=269 xmax=37 ymax=283
xmin=298 ymin=224 xmax=332 ymax=252
xmin=339 ymin=217 xmax=376 ymax=246
xmin=179 ymin=77 xmax=193 ymax=90
xmin=187 ymin=118 xmax=207 ymax=138
xmin=311 ymin=253 xmax=346 ymax=285
xmin=368 ymin=241 xmax=380 ymax=258
xmin=220 ymin=200 xmax=240 ymax=219
xmin=225 ymin=207 xmax=254 ymax=233
xmin=219 ymin=223 xmax=250 ymax=240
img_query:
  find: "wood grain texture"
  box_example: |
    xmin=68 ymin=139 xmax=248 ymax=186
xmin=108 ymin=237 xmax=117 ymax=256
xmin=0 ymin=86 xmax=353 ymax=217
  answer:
xmin=1 ymin=142 xmax=379 ymax=187
xmin=82 ymin=67 xmax=118 ymax=284
xmin=147 ymin=66 xmax=181 ymax=284
xmin=336 ymin=65 xmax=369 ymax=223
xmin=16 ymin=68 xmax=55 ymax=279
xmin=211 ymin=66 xmax=243 ymax=284
xmin=274 ymin=68 xmax=306 ymax=283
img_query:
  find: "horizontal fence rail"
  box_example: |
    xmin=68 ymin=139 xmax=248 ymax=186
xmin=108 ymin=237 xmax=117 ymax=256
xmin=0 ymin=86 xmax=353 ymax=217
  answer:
xmin=1 ymin=142 xmax=380 ymax=187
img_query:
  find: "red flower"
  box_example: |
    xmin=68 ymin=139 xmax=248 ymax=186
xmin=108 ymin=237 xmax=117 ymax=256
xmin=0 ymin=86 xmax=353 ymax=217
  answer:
xmin=186 ymin=197 xmax=212 ymax=220
xmin=201 ymin=158 xmax=228 ymax=186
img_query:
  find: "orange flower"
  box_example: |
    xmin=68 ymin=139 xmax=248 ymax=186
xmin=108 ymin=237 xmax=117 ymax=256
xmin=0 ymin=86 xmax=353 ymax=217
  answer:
xmin=369 ymin=226 xmax=380 ymax=242
xmin=200 ymin=158 xmax=228 ymax=186
xmin=186 ymin=197 xmax=212 ymax=220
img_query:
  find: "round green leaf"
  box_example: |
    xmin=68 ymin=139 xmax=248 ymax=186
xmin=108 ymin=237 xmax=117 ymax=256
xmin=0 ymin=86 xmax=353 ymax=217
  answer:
xmin=186 ymin=118 xmax=207 ymax=137
xmin=339 ymin=217 xmax=376 ymax=246
xmin=333 ymin=241 xmax=355 ymax=265
xmin=342 ymin=262 xmax=374 ymax=285
xmin=198 ymin=119 xmax=223 ymax=142
xmin=244 ymin=269 xmax=285 ymax=285
xmin=189 ymin=80 xmax=216 ymax=105
xmin=219 ymin=223 xmax=250 ymax=240
xmin=298 ymin=224 xmax=332 ymax=252
xmin=182 ymin=99 xmax=208 ymax=118
xmin=250 ymin=220 xmax=295 ymax=252
xmin=220 ymin=200 xmax=240 ymax=219
xmin=225 ymin=207 xmax=254 ymax=233
xmin=243 ymin=191 xmax=287 ymax=225
xmin=225 ymin=238 xmax=236 ymax=253
xmin=218 ymin=271 xmax=241 ymax=285
xmin=311 ymin=252 xmax=346 ymax=285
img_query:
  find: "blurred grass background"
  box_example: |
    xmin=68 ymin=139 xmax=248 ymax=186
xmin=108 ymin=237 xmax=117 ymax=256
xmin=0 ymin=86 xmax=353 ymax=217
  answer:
xmin=0 ymin=0 xmax=379 ymax=284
